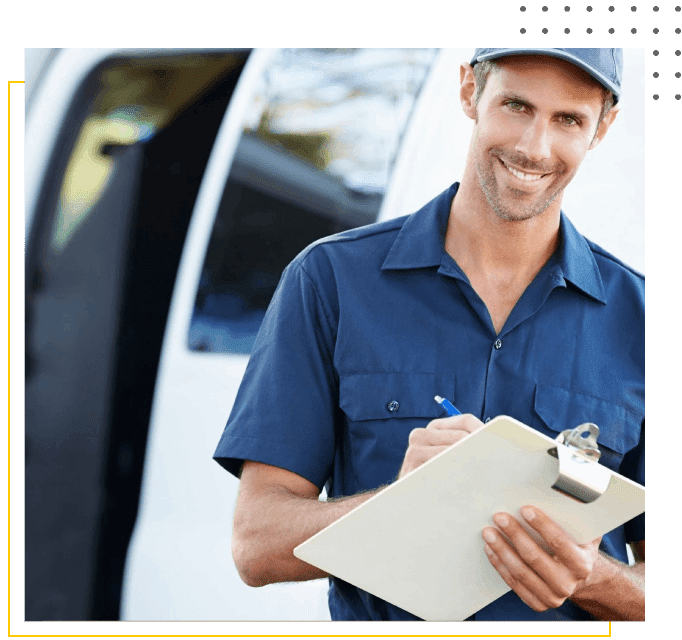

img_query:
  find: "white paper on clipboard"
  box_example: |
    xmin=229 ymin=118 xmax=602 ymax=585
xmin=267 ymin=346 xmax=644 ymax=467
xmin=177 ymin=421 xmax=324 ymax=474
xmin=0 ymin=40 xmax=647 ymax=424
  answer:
xmin=293 ymin=415 xmax=645 ymax=621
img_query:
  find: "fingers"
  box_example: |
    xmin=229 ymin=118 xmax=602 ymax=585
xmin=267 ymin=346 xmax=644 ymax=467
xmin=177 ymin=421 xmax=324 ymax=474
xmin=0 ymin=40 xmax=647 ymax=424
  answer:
xmin=408 ymin=426 xmax=468 ymax=448
xmin=484 ymin=514 xmax=575 ymax=603
xmin=517 ymin=507 xmax=594 ymax=580
xmin=426 ymin=414 xmax=484 ymax=434
xmin=408 ymin=414 xmax=483 ymax=450
xmin=484 ymin=544 xmax=555 ymax=612
xmin=482 ymin=508 xmax=599 ymax=611
xmin=399 ymin=415 xmax=484 ymax=479
xmin=398 ymin=444 xmax=455 ymax=477
xmin=483 ymin=524 xmax=573 ymax=610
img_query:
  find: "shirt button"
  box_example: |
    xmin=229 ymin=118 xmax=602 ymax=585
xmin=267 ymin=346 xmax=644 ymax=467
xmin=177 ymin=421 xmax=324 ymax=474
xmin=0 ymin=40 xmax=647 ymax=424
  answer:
xmin=387 ymin=400 xmax=400 ymax=413
xmin=494 ymin=339 xmax=502 ymax=350
xmin=485 ymin=417 xmax=492 ymax=424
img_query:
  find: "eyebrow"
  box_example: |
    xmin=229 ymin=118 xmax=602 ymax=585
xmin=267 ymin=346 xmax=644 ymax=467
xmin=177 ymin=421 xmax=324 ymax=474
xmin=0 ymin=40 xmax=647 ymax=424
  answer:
xmin=498 ymin=91 xmax=592 ymax=123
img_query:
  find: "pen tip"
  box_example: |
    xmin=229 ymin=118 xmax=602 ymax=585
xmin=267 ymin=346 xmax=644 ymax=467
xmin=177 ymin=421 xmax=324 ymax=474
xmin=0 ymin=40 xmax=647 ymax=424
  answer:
xmin=434 ymin=395 xmax=444 ymax=403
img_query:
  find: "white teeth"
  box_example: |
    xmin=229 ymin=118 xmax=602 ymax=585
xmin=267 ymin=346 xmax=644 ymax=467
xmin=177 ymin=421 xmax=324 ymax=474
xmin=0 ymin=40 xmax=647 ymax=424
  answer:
xmin=502 ymin=161 xmax=545 ymax=182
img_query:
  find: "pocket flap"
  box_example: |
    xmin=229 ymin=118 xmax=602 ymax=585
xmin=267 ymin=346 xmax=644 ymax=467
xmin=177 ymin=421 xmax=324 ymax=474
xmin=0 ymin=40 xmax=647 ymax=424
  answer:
xmin=534 ymin=383 xmax=642 ymax=455
xmin=339 ymin=372 xmax=456 ymax=422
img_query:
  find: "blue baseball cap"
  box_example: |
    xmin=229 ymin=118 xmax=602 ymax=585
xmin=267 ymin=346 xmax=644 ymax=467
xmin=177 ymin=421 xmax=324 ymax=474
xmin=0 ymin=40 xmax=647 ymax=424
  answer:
xmin=470 ymin=48 xmax=623 ymax=103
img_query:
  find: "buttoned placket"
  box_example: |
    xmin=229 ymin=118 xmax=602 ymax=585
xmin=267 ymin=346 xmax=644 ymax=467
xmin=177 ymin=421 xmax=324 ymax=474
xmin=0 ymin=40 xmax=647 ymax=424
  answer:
xmin=484 ymin=267 xmax=567 ymax=422
xmin=439 ymin=255 xmax=566 ymax=424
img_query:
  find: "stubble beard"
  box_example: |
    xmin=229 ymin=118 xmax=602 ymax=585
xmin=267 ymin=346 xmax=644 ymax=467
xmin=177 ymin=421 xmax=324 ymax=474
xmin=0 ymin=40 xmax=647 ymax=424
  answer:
xmin=476 ymin=149 xmax=568 ymax=222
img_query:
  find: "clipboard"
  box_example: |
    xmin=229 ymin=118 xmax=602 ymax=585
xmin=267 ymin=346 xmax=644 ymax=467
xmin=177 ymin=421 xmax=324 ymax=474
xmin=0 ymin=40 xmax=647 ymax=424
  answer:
xmin=293 ymin=415 xmax=645 ymax=621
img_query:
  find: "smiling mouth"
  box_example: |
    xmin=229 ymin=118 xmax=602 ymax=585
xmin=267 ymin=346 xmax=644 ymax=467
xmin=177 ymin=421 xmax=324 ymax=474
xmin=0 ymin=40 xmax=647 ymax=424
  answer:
xmin=498 ymin=158 xmax=550 ymax=183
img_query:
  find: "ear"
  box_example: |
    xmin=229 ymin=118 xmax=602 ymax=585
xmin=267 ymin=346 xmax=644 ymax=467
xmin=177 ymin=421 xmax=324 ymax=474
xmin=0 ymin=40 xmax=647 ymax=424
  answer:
xmin=589 ymin=105 xmax=619 ymax=150
xmin=460 ymin=62 xmax=477 ymax=121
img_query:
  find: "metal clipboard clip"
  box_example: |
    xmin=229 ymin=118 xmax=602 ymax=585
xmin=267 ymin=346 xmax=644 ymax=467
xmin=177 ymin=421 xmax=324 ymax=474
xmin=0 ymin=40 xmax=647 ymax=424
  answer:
xmin=547 ymin=423 xmax=611 ymax=503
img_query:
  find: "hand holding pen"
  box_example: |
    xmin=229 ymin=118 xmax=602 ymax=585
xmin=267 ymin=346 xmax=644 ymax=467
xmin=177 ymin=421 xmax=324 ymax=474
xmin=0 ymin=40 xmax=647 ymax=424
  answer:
xmin=396 ymin=396 xmax=484 ymax=479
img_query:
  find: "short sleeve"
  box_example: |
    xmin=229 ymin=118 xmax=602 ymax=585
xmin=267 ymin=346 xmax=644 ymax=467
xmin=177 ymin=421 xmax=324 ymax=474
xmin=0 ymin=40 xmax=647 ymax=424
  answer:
xmin=212 ymin=257 xmax=338 ymax=490
xmin=619 ymin=418 xmax=645 ymax=543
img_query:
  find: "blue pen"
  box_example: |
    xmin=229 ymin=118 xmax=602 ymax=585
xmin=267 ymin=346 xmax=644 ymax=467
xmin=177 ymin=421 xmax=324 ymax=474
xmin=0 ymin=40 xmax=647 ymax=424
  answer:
xmin=434 ymin=395 xmax=461 ymax=416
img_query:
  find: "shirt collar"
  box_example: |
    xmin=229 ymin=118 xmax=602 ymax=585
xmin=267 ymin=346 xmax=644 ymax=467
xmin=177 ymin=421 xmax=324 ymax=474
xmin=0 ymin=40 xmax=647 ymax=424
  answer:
xmin=381 ymin=182 xmax=457 ymax=270
xmin=556 ymin=212 xmax=607 ymax=304
xmin=382 ymin=181 xmax=607 ymax=305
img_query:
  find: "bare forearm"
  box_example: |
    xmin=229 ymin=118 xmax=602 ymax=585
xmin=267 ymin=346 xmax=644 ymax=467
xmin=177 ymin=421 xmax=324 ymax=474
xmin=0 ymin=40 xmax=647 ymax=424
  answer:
xmin=232 ymin=486 xmax=381 ymax=587
xmin=570 ymin=553 xmax=644 ymax=621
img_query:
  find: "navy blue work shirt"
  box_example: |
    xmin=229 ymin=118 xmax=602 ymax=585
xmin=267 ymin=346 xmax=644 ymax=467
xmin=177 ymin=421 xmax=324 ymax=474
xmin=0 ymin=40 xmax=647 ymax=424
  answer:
xmin=213 ymin=182 xmax=645 ymax=621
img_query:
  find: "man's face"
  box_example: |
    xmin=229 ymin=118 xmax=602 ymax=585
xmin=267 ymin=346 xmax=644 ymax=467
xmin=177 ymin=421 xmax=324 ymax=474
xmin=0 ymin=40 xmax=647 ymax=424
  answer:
xmin=470 ymin=55 xmax=610 ymax=222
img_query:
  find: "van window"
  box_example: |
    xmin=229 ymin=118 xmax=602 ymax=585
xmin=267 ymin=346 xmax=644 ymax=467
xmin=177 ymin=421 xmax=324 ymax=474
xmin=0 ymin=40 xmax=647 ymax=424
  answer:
xmin=189 ymin=48 xmax=437 ymax=354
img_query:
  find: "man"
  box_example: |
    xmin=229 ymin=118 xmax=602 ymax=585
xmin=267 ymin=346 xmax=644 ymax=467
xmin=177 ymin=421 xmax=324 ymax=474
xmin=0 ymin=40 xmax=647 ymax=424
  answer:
xmin=213 ymin=48 xmax=644 ymax=621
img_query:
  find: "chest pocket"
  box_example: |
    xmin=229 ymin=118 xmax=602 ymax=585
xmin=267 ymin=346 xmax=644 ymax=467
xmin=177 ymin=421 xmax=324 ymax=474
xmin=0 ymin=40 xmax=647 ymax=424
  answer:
xmin=339 ymin=372 xmax=455 ymax=421
xmin=338 ymin=372 xmax=456 ymax=490
xmin=532 ymin=383 xmax=643 ymax=473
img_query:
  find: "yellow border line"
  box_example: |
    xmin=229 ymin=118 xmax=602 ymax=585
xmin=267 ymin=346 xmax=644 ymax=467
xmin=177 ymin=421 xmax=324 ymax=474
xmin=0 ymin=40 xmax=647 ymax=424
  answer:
xmin=7 ymin=78 xmax=611 ymax=639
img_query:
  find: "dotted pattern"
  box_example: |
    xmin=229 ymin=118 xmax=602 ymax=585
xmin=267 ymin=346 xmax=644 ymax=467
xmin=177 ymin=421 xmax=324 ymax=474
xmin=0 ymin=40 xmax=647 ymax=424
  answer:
xmin=519 ymin=3 xmax=682 ymax=103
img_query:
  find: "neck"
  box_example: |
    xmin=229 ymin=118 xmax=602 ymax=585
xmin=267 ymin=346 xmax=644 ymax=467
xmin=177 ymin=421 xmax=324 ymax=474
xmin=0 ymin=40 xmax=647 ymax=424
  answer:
xmin=446 ymin=169 xmax=562 ymax=287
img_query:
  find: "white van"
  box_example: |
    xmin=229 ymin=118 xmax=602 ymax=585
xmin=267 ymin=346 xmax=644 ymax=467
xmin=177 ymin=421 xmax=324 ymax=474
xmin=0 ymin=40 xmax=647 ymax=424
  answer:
xmin=24 ymin=47 xmax=643 ymax=622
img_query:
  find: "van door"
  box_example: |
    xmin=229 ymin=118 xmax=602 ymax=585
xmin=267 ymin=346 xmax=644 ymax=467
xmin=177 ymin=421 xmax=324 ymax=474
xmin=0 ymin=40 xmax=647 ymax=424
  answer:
xmin=121 ymin=48 xmax=439 ymax=621
xmin=24 ymin=48 xmax=251 ymax=620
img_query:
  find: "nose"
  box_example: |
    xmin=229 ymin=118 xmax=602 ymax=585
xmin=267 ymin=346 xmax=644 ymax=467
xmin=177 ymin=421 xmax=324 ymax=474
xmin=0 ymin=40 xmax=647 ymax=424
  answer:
xmin=515 ymin=117 xmax=552 ymax=163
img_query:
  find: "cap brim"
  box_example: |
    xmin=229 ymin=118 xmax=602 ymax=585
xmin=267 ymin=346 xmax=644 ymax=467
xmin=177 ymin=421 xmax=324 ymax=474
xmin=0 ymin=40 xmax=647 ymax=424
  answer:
xmin=471 ymin=48 xmax=620 ymax=102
